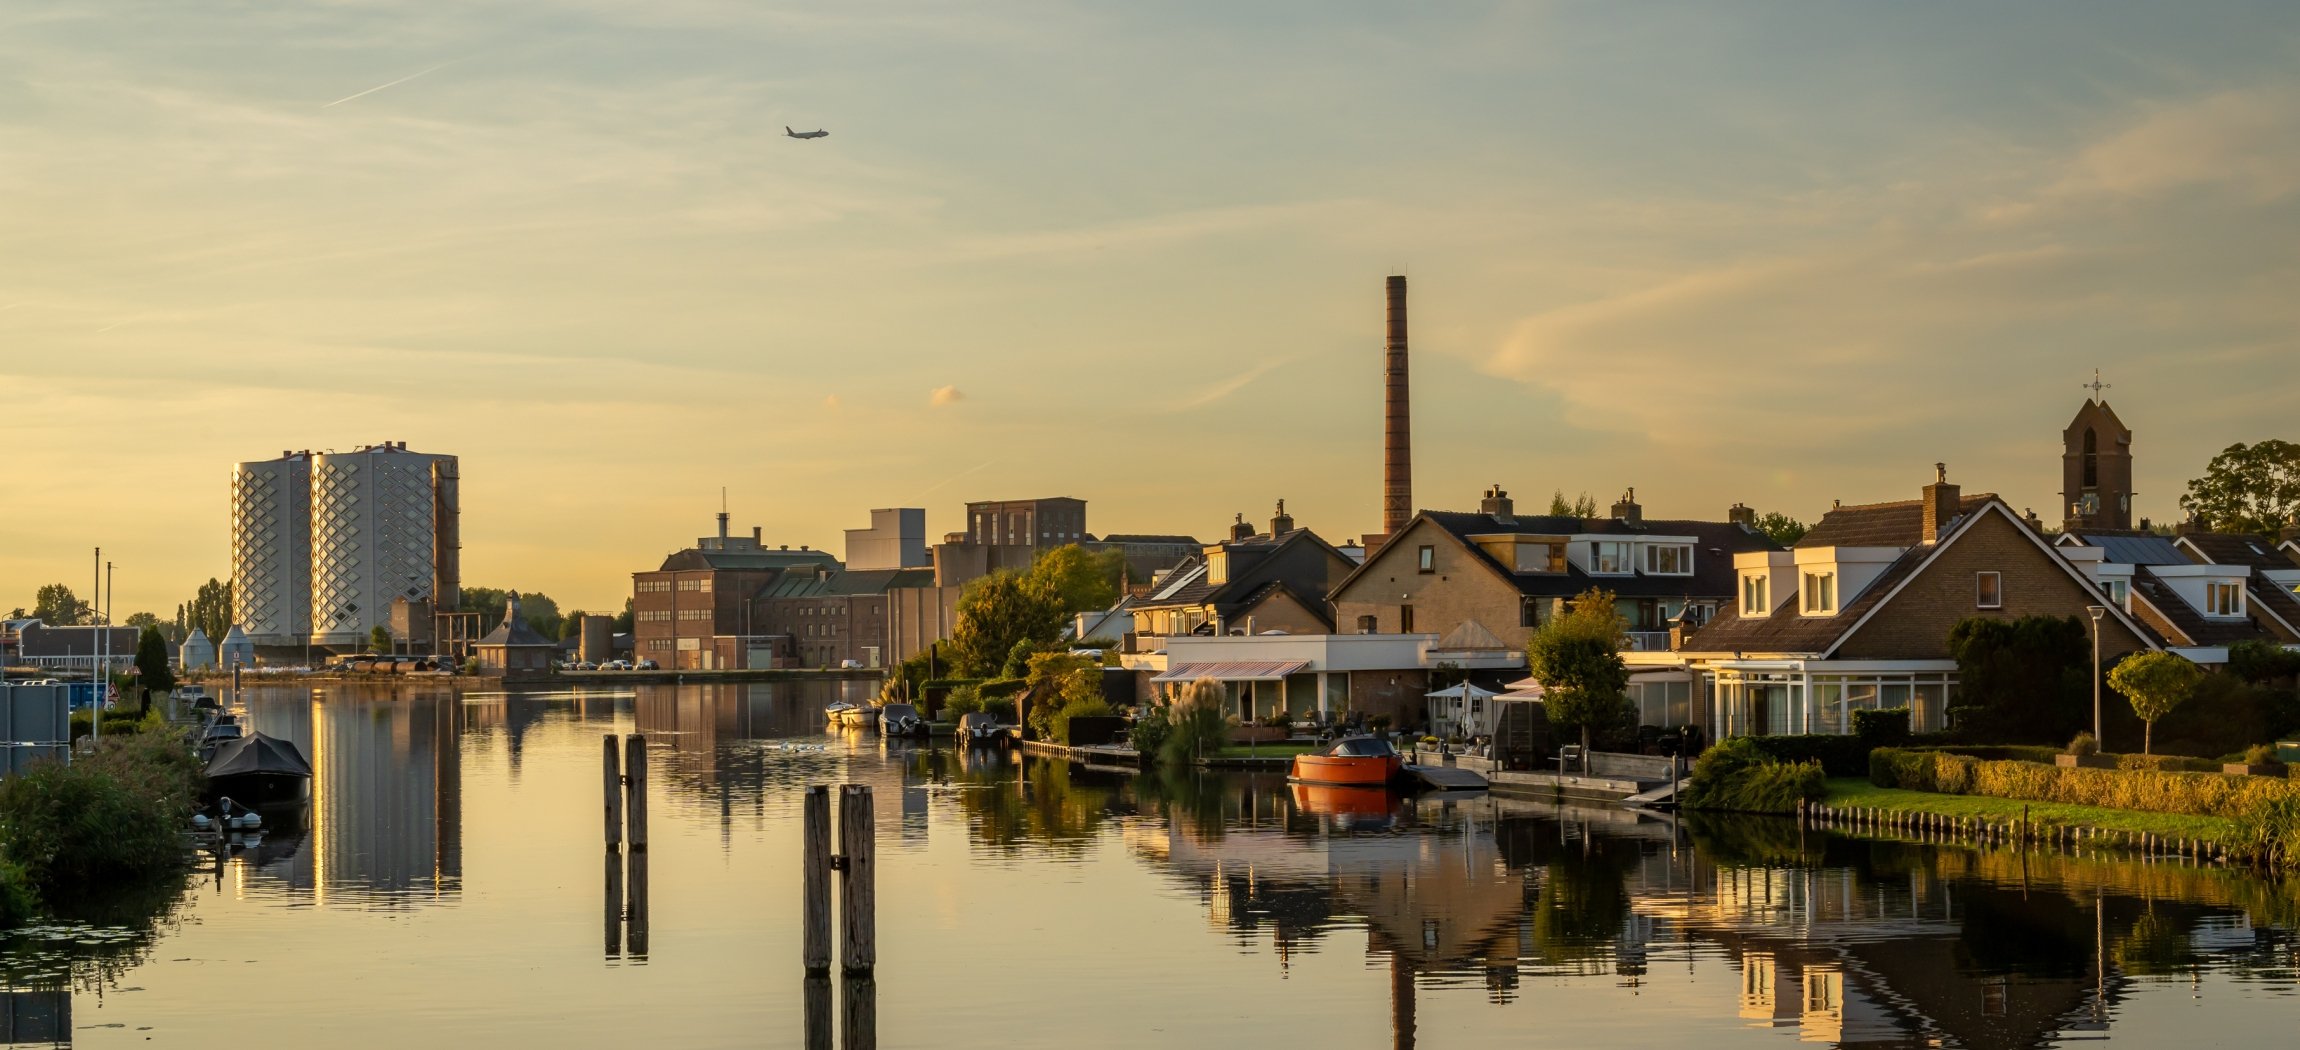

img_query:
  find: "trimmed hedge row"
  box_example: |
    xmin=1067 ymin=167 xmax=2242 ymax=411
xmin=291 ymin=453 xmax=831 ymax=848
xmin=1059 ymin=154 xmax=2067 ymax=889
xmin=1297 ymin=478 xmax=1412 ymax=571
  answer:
xmin=1744 ymin=733 xmax=1955 ymax=777
xmin=1869 ymin=747 xmax=2300 ymax=818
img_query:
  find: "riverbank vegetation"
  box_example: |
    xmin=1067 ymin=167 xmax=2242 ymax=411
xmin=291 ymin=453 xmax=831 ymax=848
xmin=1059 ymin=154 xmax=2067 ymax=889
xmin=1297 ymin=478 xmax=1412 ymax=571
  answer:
xmin=1682 ymin=737 xmax=1823 ymax=814
xmin=0 ymin=729 xmax=203 ymax=926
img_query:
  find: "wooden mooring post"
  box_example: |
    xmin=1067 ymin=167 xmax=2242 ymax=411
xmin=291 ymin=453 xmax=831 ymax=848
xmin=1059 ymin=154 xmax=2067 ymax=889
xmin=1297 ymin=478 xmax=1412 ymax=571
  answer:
xmin=803 ymin=786 xmax=832 ymax=975
xmin=625 ymin=734 xmax=649 ymax=851
xmin=604 ymin=736 xmax=623 ymax=852
xmin=839 ymin=784 xmax=877 ymax=974
xmin=603 ymin=733 xmax=651 ymax=959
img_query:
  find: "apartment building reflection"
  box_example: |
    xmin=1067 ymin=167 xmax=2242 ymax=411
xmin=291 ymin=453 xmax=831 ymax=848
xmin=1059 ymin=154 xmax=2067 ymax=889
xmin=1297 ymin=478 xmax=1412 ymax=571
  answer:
xmin=233 ymin=690 xmax=462 ymax=905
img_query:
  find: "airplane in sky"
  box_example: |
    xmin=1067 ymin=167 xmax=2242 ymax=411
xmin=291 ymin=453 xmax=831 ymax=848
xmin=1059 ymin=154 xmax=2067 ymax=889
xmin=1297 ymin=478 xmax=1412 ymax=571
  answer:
xmin=786 ymin=126 xmax=828 ymax=140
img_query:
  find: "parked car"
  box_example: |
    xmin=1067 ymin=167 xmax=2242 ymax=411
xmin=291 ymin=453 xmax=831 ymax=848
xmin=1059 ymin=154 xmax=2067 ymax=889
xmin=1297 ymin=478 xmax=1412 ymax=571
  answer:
xmin=601 ymin=660 xmax=631 ymax=671
xmin=572 ymin=661 xmax=598 ymax=671
xmin=635 ymin=659 xmax=659 ymax=670
xmin=839 ymin=659 xmax=862 ymax=669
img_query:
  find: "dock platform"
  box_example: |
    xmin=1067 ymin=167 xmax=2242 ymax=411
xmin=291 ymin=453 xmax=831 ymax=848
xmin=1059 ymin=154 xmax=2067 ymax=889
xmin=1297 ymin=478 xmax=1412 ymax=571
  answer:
xmin=1405 ymin=765 xmax=1490 ymax=790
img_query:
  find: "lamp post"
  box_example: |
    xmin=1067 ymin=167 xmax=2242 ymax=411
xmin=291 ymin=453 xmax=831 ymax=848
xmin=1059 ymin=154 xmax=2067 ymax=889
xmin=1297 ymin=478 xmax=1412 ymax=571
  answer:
xmin=2086 ymin=605 xmax=2107 ymax=745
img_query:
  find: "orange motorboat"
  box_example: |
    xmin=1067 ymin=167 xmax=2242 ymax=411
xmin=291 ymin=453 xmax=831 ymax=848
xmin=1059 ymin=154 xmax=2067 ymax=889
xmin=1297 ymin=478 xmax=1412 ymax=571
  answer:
xmin=1289 ymin=781 xmax=1397 ymax=818
xmin=1288 ymin=736 xmax=1405 ymax=786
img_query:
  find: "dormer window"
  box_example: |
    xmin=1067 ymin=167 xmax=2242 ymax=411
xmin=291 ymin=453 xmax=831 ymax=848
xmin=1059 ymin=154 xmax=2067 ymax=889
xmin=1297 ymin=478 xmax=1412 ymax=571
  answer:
xmin=2205 ymin=580 xmax=2243 ymax=617
xmin=1514 ymin=542 xmax=1553 ymax=573
xmin=1644 ymin=544 xmax=1692 ymax=575
xmin=1802 ymin=571 xmax=1837 ymax=616
xmin=1743 ymin=574 xmax=1770 ymax=614
xmin=1592 ymin=541 xmax=1632 ymax=574
xmin=2104 ymin=579 xmax=2129 ymax=609
xmin=1207 ymin=551 xmax=1228 ymax=586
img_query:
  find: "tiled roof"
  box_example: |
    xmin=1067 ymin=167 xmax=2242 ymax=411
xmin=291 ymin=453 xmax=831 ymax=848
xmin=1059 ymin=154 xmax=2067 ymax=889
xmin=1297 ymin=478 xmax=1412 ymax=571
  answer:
xmin=1795 ymin=494 xmax=1996 ymax=549
xmin=2130 ymin=567 xmax=2271 ymax=647
xmin=1415 ymin=510 xmax=1777 ymax=601
xmin=1091 ymin=534 xmax=1201 ymax=545
xmin=1130 ymin=529 xmax=1350 ymax=615
xmin=756 ymin=568 xmax=934 ymax=600
xmin=2248 ymin=580 xmax=2300 ymax=636
xmin=655 ymin=548 xmax=842 ymax=572
xmin=2179 ymin=532 xmax=2297 ymax=569
xmin=1678 ymin=547 xmax=1928 ymax=655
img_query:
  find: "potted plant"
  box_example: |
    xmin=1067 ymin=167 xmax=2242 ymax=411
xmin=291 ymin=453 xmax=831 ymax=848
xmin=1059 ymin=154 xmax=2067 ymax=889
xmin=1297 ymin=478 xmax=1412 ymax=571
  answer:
xmin=2055 ymin=732 xmax=2116 ymax=769
xmin=2223 ymin=744 xmax=2287 ymax=777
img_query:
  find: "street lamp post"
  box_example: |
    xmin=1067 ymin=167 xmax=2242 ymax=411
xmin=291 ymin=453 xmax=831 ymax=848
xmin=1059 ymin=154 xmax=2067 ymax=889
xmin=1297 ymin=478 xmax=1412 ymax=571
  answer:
xmin=2087 ymin=605 xmax=2107 ymax=745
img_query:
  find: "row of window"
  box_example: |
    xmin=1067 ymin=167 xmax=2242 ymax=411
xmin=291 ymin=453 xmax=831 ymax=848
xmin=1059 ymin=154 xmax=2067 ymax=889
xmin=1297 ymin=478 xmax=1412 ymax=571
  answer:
xmin=1423 ymin=541 xmax=1693 ymax=576
xmin=679 ymin=578 xmax=712 ymax=592
xmin=637 ymin=580 xmax=671 ymax=594
xmin=679 ymin=608 xmax=710 ymax=620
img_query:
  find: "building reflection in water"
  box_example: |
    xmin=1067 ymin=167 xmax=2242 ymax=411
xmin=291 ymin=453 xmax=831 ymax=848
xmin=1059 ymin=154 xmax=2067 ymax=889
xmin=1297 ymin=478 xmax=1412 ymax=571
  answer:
xmin=234 ymin=687 xmax=463 ymax=906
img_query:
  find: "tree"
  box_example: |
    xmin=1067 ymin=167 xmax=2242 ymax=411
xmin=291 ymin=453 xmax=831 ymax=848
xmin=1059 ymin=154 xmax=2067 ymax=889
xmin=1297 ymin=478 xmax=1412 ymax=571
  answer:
xmin=1027 ymin=545 xmax=1126 ymax=615
xmin=31 ymin=584 xmax=90 ymax=626
xmin=178 ymin=578 xmax=233 ymax=642
xmin=2108 ymin=651 xmax=2203 ymax=755
xmin=1947 ymin=616 xmax=2089 ymax=744
xmin=947 ymin=570 xmax=1065 ymax=678
xmin=1546 ymin=490 xmax=1600 ymax=518
xmin=612 ymin=598 xmax=635 ymax=634
xmin=124 ymin=611 xmax=182 ymax=645
xmin=1022 ymin=652 xmax=1109 ymax=742
xmin=132 ymin=626 xmax=175 ymax=716
xmin=1752 ymin=512 xmax=1807 ymax=546
xmin=369 ymin=625 xmax=394 ymax=654
xmin=2180 ymin=439 xmax=2300 ymax=538
xmin=1529 ymin=588 xmax=1631 ymax=751
xmin=560 ymin=610 xmax=587 ymax=641
xmin=460 ymin=586 xmax=561 ymax=637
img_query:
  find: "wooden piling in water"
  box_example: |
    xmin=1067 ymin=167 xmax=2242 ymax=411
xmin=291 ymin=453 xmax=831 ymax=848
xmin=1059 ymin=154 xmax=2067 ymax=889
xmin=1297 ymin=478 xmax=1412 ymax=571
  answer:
xmin=841 ymin=974 xmax=877 ymax=1050
xmin=803 ymin=786 xmax=832 ymax=975
xmin=839 ymin=784 xmax=876 ymax=974
xmin=626 ymin=849 xmax=650 ymax=957
xmin=803 ymin=975 xmax=833 ymax=1050
xmin=604 ymin=735 xmax=623 ymax=851
xmin=625 ymin=734 xmax=649 ymax=851
xmin=605 ymin=849 xmax=623 ymax=957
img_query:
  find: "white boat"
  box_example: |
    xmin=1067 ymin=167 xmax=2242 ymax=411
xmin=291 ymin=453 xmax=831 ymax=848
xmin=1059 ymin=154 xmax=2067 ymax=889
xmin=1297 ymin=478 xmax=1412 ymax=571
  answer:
xmin=824 ymin=701 xmax=859 ymax=726
xmin=838 ymin=705 xmax=880 ymax=729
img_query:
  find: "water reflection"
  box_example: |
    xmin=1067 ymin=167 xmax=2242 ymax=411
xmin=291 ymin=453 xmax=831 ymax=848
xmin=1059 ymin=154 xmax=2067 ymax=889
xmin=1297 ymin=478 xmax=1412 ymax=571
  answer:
xmin=236 ymin=687 xmax=463 ymax=905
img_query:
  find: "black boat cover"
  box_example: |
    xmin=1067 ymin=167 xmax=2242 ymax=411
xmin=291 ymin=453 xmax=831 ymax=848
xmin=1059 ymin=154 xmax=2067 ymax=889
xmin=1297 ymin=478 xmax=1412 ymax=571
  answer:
xmin=204 ymin=732 xmax=314 ymax=780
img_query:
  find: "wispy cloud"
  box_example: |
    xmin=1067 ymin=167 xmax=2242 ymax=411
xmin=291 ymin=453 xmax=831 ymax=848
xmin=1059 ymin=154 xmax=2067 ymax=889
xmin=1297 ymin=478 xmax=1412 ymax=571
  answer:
xmin=914 ymin=458 xmax=996 ymax=499
xmin=1170 ymin=356 xmax=1295 ymax=412
xmin=929 ymin=385 xmax=963 ymax=406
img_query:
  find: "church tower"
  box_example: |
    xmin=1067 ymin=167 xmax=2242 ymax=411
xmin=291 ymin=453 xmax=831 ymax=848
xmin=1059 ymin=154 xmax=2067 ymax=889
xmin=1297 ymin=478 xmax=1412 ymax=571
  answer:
xmin=2061 ymin=377 xmax=2133 ymax=532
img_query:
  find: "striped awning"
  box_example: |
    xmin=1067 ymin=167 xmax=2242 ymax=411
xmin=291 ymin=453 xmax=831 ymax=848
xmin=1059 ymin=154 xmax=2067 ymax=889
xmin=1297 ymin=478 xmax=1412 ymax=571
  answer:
xmin=1150 ymin=660 xmax=1309 ymax=683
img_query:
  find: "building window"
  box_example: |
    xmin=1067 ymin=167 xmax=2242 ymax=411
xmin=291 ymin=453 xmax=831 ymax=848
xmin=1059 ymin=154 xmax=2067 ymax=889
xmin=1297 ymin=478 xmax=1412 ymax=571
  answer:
xmin=1400 ymin=605 xmax=1415 ymax=633
xmin=2104 ymin=578 xmax=2129 ymax=608
xmin=1644 ymin=544 xmax=1692 ymax=575
xmin=1513 ymin=542 xmax=1551 ymax=573
xmin=1356 ymin=614 xmax=1377 ymax=634
xmin=1417 ymin=545 xmax=1435 ymax=574
xmin=1801 ymin=572 xmax=1836 ymax=615
xmin=1520 ymin=596 xmax=1542 ymax=628
xmin=2206 ymin=580 xmax=2243 ymax=617
xmin=1207 ymin=551 xmax=1228 ymax=586
xmin=1742 ymin=574 xmax=1770 ymax=614
xmin=1592 ymin=541 xmax=1632 ymax=574
xmin=1976 ymin=571 xmax=2003 ymax=609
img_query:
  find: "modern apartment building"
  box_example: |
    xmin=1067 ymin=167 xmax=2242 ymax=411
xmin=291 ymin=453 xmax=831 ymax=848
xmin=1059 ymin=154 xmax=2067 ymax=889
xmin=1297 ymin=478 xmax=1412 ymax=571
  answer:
xmin=231 ymin=442 xmax=461 ymax=652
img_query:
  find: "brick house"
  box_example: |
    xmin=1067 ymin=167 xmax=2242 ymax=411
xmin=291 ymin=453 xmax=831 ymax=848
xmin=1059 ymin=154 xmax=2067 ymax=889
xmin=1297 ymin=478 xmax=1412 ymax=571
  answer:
xmin=750 ymin=567 xmax=936 ymax=669
xmin=1328 ymin=486 xmax=1780 ymax=657
xmin=2053 ymin=528 xmax=2300 ymax=656
xmin=1653 ymin=467 xmax=2158 ymax=737
xmin=630 ymin=527 xmax=841 ymax=669
xmin=1125 ymin=505 xmax=1357 ymax=649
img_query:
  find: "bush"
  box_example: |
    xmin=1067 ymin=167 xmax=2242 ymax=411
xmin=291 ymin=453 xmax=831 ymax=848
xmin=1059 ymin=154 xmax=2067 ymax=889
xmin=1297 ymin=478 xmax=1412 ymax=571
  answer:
xmin=2115 ymin=752 xmax=2217 ymax=773
xmin=1047 ymin=697 xmax=1115 ymax=745
xmin=941 ymin=686 xmax=983 ymax=718
xmin=1853 ymin=707 xmax=1914 ymax=746
xmin=2245 ymin=744 xmax=2284 ymax=767
xmin=1682 ymin=737 xmax=1824 ymax=814
xmin=1158 ymin=680 xmax=1233 ymax=767
xmin=2230 ymin=640 xmax=2300 ymax=684
xmin=1743 ymin=735 xmax=1871 ymax=778
xmin=1257 ymin=710 xmax=1293 ymax=729
xmin=2068 ymin=732 xmax=2099 ymax=757
xmin=0 ymin=729 xmax=203 ymax=895
xmin=1869 ymin=746 xmax=2300 ymax=818
xmin=1129 ymin=706 xmax=1172 ymax=756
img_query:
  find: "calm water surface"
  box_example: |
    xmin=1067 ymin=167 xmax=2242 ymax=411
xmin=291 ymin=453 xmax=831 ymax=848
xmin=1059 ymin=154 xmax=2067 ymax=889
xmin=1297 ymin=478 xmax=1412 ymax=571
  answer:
xmin=13 ymin=682 xmax=2300 ymax=1048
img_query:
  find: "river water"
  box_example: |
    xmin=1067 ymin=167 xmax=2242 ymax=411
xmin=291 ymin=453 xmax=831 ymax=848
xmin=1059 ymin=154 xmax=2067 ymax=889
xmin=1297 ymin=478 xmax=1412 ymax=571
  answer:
xmin=9 ymin=682 xmax=2299 ymax=1048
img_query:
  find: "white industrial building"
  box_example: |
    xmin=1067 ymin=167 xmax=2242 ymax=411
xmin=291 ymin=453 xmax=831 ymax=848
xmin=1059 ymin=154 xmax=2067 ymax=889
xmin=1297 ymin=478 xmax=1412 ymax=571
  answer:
xmin=230 ymin=442 xmax=461 ymax=654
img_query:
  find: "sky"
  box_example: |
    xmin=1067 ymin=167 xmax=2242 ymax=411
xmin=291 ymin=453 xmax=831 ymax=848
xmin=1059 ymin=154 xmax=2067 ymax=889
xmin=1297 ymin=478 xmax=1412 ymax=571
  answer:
xmin=4 ymin=1 xmax=2298 ymax=617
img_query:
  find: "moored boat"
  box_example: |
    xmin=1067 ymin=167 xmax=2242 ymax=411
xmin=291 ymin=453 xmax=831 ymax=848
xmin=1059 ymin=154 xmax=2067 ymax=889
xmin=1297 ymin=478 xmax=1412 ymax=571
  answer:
xmin=824 ymin=700 xmax=860 ymax=726
xmin=204 ymin=731 xmax=314 ymax=806
xmin=955 ymin=712 xmax=1006 ymax=748
xmin=879 ymin=703 xmax=925 ymax=737
xmin=1288 ymin=736 xmax=1405 ymax=786
xmin=838 ymin=704 xmax=880 ymax=729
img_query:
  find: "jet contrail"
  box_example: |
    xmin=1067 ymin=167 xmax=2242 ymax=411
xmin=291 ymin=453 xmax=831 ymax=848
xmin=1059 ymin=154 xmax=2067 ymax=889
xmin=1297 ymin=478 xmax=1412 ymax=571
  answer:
xmin=915 ymin=459 xmax=997 ymax=500
xmin=324 ymin=63 xmax=449 ymax=108
xmin=95 ymin=318 xmax=134 ymax=332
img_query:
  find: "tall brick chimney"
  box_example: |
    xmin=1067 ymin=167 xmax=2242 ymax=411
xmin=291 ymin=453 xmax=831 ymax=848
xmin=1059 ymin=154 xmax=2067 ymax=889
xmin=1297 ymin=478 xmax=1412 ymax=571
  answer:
xmin=1728 ymin=502 xmax=1757 ymax=529
xmin=1480 ymin=485 xmax=1515 ymax=523
xmin=1270 ymin=499 xmax=1294 ymax=536
xmin=1921 ymin=463 xmax=1960 ymax=544
xmin=1229 ymin=513 xmax=1255 ymax=543
xmin=1381 ymin=275 xmax=1412 ymax=540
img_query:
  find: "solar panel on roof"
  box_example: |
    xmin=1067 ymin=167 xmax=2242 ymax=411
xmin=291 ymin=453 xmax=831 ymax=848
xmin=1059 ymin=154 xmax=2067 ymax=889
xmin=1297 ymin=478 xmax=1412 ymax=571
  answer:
xmin=2083 ymin=534 xmax=2183 ymax=564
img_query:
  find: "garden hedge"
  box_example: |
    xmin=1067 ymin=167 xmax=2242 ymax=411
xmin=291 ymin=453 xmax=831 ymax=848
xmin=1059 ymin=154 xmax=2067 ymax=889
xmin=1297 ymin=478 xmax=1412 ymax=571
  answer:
xmin=1869 ymin=747 xmax=2300 ymax=818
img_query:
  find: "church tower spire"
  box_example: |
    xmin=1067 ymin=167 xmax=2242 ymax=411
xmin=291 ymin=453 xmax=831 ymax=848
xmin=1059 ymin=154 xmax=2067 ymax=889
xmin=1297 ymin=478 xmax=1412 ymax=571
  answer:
xmin=2061 ymin=374 xmax=2134 ymax=532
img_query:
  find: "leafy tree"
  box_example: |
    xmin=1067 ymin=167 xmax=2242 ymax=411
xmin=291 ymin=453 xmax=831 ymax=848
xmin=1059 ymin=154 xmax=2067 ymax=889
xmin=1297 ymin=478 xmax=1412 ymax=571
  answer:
xmin=1529 ymin=588 xmax=1631 ymax=751
xmin=4 ymin=608 xmax=23 ymax=620
xmin=612 ymin=598 xmax=634 ymax=634
xmin=177 ymin=578 xmax=233 ymax=643
xmin=2108 ymin=651 xmax=2202 ymax=755
xmin=460 ymin=586 xmax=560 ymax=637
xmin=368 ymin=625 xmax=394 ymax=654
xmin=560 ymin=610 xmax=587 ymax=641
xmin=948 ymin=571 xmax=1064 ymax=678
xmin=1545 ymin=490 xmax=1600 ymax=518
xmin=123 ymin=611 xmax=182 ymax=645
xmin=2179 ymin=439 xmax=2300 ymax=538
xmin=1027 ymin=544 xmax=1126 ymax=615
xmin=131 ymin=626 xmax=175 ymax=715
xmin=1021 ymin=652 xmax=1105 ymax=740
xmin=2229 ymin=639 xmax=2300 ymax=684
xmin=1752 ymin=512 xmax=1807 ymax=546
xmin=1946 ymin=616 xmax=2089 ymax=743
xmin=31 ymin=584 xmax=90 ymax=626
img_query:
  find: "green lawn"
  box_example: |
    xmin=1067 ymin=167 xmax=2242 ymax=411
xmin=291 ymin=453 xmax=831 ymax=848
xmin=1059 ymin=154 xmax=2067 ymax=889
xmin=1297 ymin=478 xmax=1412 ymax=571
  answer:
xmin=1824 ymin=778 xmax=2240 ymax=842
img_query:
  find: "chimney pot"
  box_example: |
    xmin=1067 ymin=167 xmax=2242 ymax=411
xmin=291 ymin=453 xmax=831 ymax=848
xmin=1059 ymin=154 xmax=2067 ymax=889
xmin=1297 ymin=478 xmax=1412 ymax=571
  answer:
xmin=1727 ymin=502 xmax=1757 ymax=528
xmin=1269 ymin=499 xmax=1295 ymax=536
xmin=1610 ymin=488 xmax=1643 ymax=526
xmin=1230 ymin=513 xmax=1255 ymax=543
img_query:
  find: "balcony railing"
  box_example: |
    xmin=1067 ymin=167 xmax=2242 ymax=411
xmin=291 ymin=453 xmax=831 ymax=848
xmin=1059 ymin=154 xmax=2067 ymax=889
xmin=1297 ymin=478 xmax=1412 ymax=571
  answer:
xmin=1624 ymin=631 xmax=1673 ymax=652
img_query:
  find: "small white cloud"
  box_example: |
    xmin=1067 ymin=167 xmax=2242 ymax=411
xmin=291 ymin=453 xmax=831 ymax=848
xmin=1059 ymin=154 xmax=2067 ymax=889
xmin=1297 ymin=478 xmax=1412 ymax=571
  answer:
xmin=822 ymin=393 xmax=842 ymax=409
xmin=929 ymin=385 xmax=963 ymax=406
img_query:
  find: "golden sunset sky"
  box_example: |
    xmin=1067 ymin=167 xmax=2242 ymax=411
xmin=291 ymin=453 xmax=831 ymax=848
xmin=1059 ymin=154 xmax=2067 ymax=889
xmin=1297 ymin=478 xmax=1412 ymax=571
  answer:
xmin=4 ymin=2 xmax=2297 ymax=616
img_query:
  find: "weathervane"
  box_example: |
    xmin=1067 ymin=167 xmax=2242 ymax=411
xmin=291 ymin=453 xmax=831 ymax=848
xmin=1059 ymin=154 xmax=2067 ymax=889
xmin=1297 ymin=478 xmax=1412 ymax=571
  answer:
xmin=2083 ymin=368 xmax=2110 ymax=400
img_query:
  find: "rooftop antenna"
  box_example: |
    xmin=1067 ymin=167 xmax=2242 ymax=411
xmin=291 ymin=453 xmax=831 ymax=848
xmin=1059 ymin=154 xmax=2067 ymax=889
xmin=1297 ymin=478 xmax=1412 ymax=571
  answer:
xmin=2082 ymin=369 xmax=2110 ymax=401
xmin=717 ymin=486 xmax=730 ymax=540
